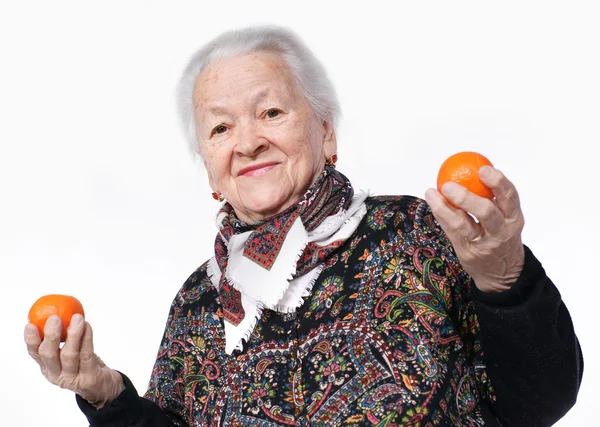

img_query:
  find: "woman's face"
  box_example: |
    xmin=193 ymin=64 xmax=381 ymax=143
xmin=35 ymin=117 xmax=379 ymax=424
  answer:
xmin=193 ymin=51 xmax=337 ymax=223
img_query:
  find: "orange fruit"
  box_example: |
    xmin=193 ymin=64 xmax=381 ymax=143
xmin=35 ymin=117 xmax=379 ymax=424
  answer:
xmin=28 ymin=294 xmax=85 ymax=342
xmin=437 ymin=151 xmax=494 ymax=207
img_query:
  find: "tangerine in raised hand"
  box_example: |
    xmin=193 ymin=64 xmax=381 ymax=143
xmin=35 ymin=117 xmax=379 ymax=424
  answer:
xmin=28 ymin=294 xmax=85 ymax=342
xmin=437 ymin=151 xmax=494 ymax=207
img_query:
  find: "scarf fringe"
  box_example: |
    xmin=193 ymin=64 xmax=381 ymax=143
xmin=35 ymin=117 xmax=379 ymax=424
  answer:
xmin=308 ymin=190 xmax=370 ymax=243
xmin=273 ymin=264 xmax=324 ymax=313
xmin=309 ymin=210 xmax=349 ymax=241
xmin=206 ymin=257 xmax=219 ymax=288
xmin=230 ymin=300 xmax=265 ymax=353
xmin=224 ymin=236 xmax=308 ymax=307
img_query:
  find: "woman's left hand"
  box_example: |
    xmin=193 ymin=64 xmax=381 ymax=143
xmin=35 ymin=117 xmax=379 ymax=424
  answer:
xmin=425 ymin=165 xmax=525 ymax=293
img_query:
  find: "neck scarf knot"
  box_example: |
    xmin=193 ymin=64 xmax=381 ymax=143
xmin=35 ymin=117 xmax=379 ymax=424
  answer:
xmin=214 ymin=166 xmax=354 ymax=326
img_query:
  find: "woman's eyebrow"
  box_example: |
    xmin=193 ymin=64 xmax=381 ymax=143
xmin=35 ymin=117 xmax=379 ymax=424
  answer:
xmin=251 ymin=89 xmax=271 ymax=105
xmin=202 ymin=89 xmax=271 ymax=117
xmin=206 ymin=106 xmax=232 ymax=117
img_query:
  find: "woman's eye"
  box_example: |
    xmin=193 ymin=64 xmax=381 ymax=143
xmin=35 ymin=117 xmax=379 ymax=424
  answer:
xmin=211 ymin=125 xmax=227 ymax=137
xmin=266 ymin=109 xmax=280 ymax=119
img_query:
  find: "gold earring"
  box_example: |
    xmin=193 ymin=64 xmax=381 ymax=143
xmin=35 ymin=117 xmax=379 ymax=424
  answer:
xmin=325 ymin=154 xmax=338 ymax=166
xmin=212 ymin=192 xmax=224 ymax=202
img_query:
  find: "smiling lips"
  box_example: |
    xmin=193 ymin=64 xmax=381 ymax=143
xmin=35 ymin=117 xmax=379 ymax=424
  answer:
xmin=238 ymin=162 xmax=278 ymax=177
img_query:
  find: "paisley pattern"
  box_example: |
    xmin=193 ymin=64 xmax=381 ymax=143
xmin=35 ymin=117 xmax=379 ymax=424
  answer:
xmin=145 ymin=196 xmax=495 ymax=426
xmin=215 ymin=165 xmax=353 ymax=272
xmin=213 ymin=166 xmax=354 ymax=326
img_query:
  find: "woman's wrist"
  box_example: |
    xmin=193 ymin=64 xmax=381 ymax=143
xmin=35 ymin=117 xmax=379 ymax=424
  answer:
xmin=85 ymin=369 xmax=125 ymax=410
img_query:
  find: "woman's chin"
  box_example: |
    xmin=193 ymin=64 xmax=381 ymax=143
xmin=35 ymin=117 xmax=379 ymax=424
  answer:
xmin=240 ymin=192 xmax=294 ymax=221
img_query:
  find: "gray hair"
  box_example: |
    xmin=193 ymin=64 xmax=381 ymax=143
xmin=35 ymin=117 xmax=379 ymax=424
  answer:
xmin=176 ymin=25 xmax=341 ymax=156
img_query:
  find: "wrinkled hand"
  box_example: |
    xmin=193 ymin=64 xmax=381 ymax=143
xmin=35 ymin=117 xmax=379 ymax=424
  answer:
xmin=24 ymin=314 xmax=124 ymax=408
xmin=425 ymin=165 xmax=525 ymax=293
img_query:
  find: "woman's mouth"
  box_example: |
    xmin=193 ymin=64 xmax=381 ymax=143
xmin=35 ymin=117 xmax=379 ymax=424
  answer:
xmin=238 ymin=162 xmax=278 ymax=177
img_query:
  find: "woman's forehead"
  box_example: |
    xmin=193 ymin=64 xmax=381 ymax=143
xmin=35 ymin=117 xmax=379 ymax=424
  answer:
xmin=193 ymin=52 xmax=298 ymax=112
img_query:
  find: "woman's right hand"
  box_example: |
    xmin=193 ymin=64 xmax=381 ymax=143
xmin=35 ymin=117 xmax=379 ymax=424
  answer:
xmin=24 ymin=314 xmax=125 ymax=409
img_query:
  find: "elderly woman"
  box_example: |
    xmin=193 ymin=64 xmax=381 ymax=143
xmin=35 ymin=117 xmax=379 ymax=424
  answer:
xmin=25 ymin=26 xmax=582 ymax=426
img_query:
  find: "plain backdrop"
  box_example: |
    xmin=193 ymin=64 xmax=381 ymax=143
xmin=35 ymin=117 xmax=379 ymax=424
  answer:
xmin=1 ymin=1 xmax=597 ymax=426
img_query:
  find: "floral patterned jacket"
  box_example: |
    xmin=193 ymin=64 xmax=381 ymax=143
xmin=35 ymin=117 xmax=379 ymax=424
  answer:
xmin=78 ymin=196 xmax=583 ymax=426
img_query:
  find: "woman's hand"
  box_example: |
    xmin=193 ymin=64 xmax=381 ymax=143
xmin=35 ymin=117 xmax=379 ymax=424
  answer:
xmin=24 ymin=314 xmax=125 ymax=409
xmin=425 ymin=165 xmax=525 ymax=293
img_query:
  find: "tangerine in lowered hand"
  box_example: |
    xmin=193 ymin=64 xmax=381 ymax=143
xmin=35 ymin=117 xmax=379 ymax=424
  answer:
xmin=28 ymin=294 xmax=85 ymax=341
xmin=437 ymin=151 xmax=494 ymax=207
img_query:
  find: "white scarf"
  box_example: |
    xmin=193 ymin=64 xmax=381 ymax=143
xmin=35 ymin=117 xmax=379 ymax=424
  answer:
xmin=207 ymin=190 xmax=369 ymax=354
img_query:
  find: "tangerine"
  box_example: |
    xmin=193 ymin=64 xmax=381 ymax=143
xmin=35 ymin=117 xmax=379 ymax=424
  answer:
xmin=28 ymin=294 xmax=85 ymax=342
xmin=437 ymin=151 xmax=494 ymax=207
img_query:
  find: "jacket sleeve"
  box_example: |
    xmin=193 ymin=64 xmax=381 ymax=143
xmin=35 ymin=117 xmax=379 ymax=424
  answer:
xmin=470 ymin=245 xmax=583 ymax=426
xmin=76 ymin=299 xmax=189 ymax=427
xmin=419 ymin=198 xmax=583 ymax=426
xmin=76 ymin=372 xmax=185 ymax=427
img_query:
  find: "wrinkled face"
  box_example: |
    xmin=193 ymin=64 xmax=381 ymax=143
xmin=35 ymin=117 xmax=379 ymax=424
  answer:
xmin=193 ymin=51 xmax=337 ymax=223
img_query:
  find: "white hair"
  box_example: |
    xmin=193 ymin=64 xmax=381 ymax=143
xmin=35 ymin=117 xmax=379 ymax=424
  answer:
xmin=176 ymin=25 xmax=341 ymax=156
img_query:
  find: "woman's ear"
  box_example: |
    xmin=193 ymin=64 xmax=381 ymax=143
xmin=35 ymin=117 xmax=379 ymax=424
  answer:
xmin=322 ymin=120 xmax=337 ymax=158
xmin=204 ymin=159 xmax=216 ymax=190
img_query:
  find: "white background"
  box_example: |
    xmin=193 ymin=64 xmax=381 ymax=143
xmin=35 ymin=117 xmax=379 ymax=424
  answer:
xmin=1 ymin=1 xmax=597 ymax=426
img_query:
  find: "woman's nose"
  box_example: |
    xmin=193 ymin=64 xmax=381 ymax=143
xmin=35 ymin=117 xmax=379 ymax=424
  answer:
xmin=234 ymin=120 xmax=268 ymax=157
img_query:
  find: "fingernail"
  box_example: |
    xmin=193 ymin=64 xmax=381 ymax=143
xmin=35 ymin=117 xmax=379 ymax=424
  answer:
xmin=479 ymin=166 xmax=492 ymax=177
xmin=25 ymin=324 xmax=38 ymax=335
xmin=70 ymin=314 xmax=83 ymax=326
xmin=441 ymin=182 xmax=458 ymax=196
xmin=47 ymin=315 xmax=60 ymax=326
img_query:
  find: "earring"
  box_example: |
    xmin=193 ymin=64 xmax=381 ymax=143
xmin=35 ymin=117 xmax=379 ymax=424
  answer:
xmin=212 ymin=192 xmax=224 ymax=202
xmin=325 ymin=153 xmax=338 ymax=166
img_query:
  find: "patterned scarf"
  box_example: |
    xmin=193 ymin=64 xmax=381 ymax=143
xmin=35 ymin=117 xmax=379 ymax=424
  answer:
xmin=214 ymin=166 xmax=354 ymax=326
